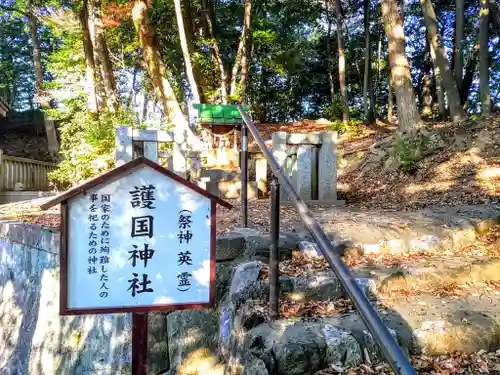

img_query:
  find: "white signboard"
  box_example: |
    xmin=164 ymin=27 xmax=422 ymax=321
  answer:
xmin=65 ymin=163 xmax=214 ymax=313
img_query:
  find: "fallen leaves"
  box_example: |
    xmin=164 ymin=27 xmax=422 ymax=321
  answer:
xmin=215 ymin=198 xmax=303 ymax=234
xmin=279 ymin=298 xmax=357 ymax=319
xmin=460 ymin=225 xmax=500 ymax=258
xmin=279 ymin=251 xmax=330 ymax=276
xmin=315 ymin=349 xmax=500 ymax=374
xmin=338 ymin=115 xmax=500 ymax=211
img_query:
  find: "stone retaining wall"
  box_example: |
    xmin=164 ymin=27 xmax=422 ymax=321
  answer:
xmin=0 ymin=221 xmax=169 ymax=375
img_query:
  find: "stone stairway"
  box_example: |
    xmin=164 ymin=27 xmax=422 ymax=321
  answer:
xmin=166 ymin=204 xmax=500 ymax=375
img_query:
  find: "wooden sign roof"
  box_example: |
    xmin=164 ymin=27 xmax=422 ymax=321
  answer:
xmin=40 ymin=156 xmax=233 ymax=210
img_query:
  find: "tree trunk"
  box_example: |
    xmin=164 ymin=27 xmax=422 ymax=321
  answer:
xmin=388 ymin=70 xmax=394 ymax=123
xmin=132 ymin=0 xmax=202 ymax=152
xmin=142 ymin=92 xmax=149 ymax=123
xmin=229 ymin=0 xmax=252 ymax=99
xmin=420 ymin=0 xmax=465 ymax=122
xmin=388 ymin=0 xmax=403 ymax=123
xmin=89 ymin=0 xmax=119 ymax=112
xmin=28 ymin=0 xmax=59 ymax=155
xmin=479 ymin=0 xmax=490 ymax=116
xmin=381 ymin=0 xmax=421 ymax=132
xmin=461 ymin=40 xmax=479 ymax=106
xmin=174 ymin=0 xmax=200 ymax=103
xmin=79 ymin=0 xmax=99 ymax=113
xmin=10 ymin=57 xmax=17 ymax=109
xmin=239 ymin=38 xmax=251 ymax=104
xmin=454 ymin=0 xmax=465 ymax=91
xmin=489 ymin=1 xmax=500 ymax=29
xmin=429 ymin=43 xmax=446 ymax=119
xmin=181 ymin=0 xmax=194 ymax=38
xmin=422 ymin=73 xmax=432 ymax=118
xmin=334 ymin=0 xmax=349 ymax=124
xmin=369 ymin=52 xmax=376 ymax=118
xmin=28 ymin=1 xmax=45 ymax=108
xmin=326 ymin=2 xmax=335 ymax=103
xmin=363 ymin=0 xmax=374 ymax=123
xmin=375 ymin=36 xmax=382 ymax=114
xmin=127 ymin=65 xmax=139 ymax=109
xmin=133 ymin=1 xmax=186 ymax=124
xmin=399 ymin=0 xmax=405 ymax=22
xmin=201 ymin=0 xmax=227 ymax=103
xmin=86 ymin=3 xmax=105 ymax=109
xmin=206 ymin=0 xmax=217 ymax=33
xmin=422 ymin=47 xmax=433 ymax=117
xmin=182 ymin=0 xmax=205 ymax=101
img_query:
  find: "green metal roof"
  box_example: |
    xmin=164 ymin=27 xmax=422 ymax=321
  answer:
xmin=193 ymin=104 xmax=249 ymax=124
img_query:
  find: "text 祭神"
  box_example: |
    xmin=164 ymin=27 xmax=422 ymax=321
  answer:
xmin=177 ymin=209 xmax=194 ymax=291
xmin=124 ymin=185 xmax=196 ymax=298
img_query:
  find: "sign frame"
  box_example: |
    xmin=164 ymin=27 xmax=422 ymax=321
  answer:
xmin=41 ymin=156 xmax=232 ymax=316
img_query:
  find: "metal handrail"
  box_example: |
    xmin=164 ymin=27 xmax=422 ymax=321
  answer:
xmin=237 ymin=105 xmax=417 ymax=375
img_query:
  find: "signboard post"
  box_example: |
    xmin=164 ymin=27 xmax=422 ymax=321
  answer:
xmin=40 ymin=156 xmax=232 ymax=375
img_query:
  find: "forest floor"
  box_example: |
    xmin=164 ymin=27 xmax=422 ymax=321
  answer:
xmin=2 ymin=115 xmax=500 ymax=374
xmin=337 ymin=115 xmax=500 ymax=211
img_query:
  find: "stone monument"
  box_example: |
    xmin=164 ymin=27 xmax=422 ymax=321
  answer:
xmin=272 ymin=131 xmax=338 ymax=202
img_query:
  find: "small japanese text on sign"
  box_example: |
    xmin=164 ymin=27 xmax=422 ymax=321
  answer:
xmin=88 ymin=193 xmax=111 ymax=298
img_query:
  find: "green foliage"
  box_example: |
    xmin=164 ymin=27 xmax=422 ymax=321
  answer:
xmin=327 ymin=119 xmax=364 ymax=137
xmin=47 ymin=96 xmax=136 ymax=189
xmin=2 ymin=0 xmax=498 ymax=138
xmin=322 ymin=94 xmax=347 ymax=122
xmin=392 ymin=134 xmax=427 ymax=173
xmin=322 ymin=94 xmax=363 ymax=136
xmin=0 ymin=9 xmax=37 ymax=109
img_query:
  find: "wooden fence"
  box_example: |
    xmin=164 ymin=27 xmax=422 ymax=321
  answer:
xmin=0 ymin=150 xmax=57 ymax=191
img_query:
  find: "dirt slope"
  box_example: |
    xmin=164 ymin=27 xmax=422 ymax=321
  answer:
xmin=338 ymin=116 xmax=500 ymax=210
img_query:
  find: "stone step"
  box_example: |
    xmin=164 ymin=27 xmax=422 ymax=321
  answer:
xmin=223 ymin=254 xmax=500 ymax=361
xmin=353 ymin=254 xmax=500 ymax=294
xmin=216 ymin=226 xmax=500 ymax=296
xmin=243 ymin=256 xmax=500 ymax=307
xmin=295 ymin=204 xmax=500 ymax=256
xmin=329 ymin=286 xmax=500 ymax=357
xmin=171 ymin=232 xmax=500 ymax=375
xmin=169 ymin=215 xmax=500 ymax=375
xmin=223 ymin=286 xmax=500 ymax=375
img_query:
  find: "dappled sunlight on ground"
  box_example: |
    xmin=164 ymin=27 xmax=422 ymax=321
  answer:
xmin=338 ymin=115 xmax=500 ymax=210
xmin=177 ymin=348 xmax=224 ymax=375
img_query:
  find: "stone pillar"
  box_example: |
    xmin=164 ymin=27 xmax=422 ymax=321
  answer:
xmin=296 ymin=145 xmax=314 ymax=200
xmin=43 ymin=112 xmax=60 ymax=157
xmin=283 ymin=151 xmax=298 ymax=202
xmin=318 ymin=131 xmax=338 ymax=201
xmin=143 ymin=141 xmax=158 ymax=162
xmin=271 ymin=131 xmax=287 ymax=167
xmin=272 ymin=131 xmax=289 ymax=200
xmin=255 ymin=157 xmax=268 ymax=197
xmin=115 ymin=126 xmax=133 ymax=165
xmin=189 ymin=151 xmax=202 ymax=180
xmin=173 ymin=128 xmax=187 ymax=178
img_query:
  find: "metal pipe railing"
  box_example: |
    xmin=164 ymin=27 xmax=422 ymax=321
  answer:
xmin=237 ymin=105 xmax=417 ymax=375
